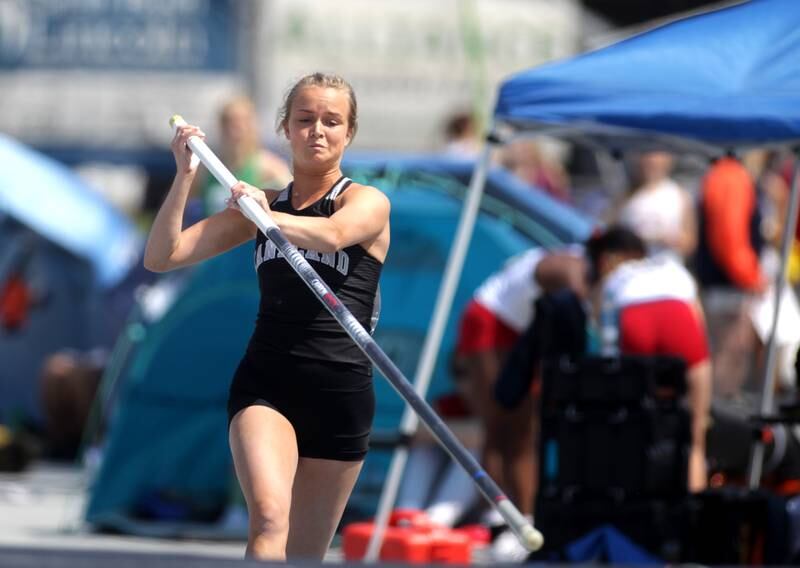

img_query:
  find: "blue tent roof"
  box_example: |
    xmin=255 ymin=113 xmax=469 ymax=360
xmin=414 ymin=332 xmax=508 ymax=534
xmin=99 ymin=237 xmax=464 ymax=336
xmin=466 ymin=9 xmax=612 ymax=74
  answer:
xmin=495 ymin=0 xmax=800 ymax=153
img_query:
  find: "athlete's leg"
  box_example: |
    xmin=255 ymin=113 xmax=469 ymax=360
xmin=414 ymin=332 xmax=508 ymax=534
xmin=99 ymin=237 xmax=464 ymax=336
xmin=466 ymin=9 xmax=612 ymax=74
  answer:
xmin=229 ymin=405 xmax=299 ymax=561
xmin=286 ymin=457 xmax=364 ymax=560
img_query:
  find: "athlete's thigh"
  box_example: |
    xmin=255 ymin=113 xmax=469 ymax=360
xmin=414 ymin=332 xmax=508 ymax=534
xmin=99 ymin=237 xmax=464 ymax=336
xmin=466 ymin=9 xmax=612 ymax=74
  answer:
xmin=286 ymin=456 xmax=364 ymax=560
xmin=229 ymin=405 xmax=299 ymax=514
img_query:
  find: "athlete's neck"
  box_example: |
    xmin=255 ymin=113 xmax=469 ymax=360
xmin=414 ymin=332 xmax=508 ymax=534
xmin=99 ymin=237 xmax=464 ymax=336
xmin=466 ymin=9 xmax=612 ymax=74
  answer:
xmin=290 ymin=167 xmax=344 ymax=203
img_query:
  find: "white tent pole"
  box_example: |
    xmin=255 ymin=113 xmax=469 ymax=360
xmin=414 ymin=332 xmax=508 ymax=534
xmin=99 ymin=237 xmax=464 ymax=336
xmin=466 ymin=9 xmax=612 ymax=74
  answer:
xmin=364 ymin=135 xmax=497 ymax=562
xmin=748 ymin=153 xmax=800 ymax=488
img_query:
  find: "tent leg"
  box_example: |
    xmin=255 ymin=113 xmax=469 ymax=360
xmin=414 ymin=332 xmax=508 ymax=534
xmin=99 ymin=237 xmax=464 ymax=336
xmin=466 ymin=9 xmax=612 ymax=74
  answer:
xmin=747 ymin=153 xmax=800 ymax=488
xmin=364 ymin=137 xmax=496 ymax=562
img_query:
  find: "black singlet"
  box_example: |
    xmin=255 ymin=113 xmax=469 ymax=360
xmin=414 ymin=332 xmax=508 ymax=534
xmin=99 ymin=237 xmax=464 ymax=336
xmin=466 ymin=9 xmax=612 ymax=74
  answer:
xmin=246 ymin=176 xmax=383 ymax=373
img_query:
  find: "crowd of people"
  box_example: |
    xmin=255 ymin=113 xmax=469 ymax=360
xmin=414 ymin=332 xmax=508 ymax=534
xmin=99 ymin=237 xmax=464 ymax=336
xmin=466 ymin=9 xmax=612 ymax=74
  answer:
xmin=398 ymin=141 xmax=800 ymax=561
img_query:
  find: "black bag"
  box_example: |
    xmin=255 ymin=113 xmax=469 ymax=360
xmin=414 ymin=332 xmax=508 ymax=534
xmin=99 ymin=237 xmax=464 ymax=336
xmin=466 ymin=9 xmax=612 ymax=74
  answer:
xmin=538 ymin=355 xmax=691 ymax=503
xmin=533 ymin=355 xmax=693 ymax=560
xmin=687 ymin=488 xmax=796 ymax=564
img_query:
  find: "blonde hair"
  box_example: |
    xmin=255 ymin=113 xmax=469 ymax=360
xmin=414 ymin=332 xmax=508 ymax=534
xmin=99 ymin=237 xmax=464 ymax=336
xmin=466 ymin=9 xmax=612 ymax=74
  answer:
xmin=220 ymin=95 xmax=257 ymax=124
xmin=276 ymin=72 xmax=358 ymax=143
xmin=218 ymin=95 xmax=260 ymax=153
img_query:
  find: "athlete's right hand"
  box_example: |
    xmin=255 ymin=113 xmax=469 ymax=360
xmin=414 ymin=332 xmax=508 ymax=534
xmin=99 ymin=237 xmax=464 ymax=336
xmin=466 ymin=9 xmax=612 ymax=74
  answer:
xmin=171 ymin=124 xmax=205 ymax=175
xmin=228 ymin=181 xmax=271 ymax=214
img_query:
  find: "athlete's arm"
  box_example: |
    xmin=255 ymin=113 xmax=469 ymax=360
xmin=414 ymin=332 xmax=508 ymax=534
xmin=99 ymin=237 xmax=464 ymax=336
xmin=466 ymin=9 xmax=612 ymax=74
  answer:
xmin=704 ymin=164 xmax=765 ymax=291
xmin=143 ymin=125 xmax=256 ymax=273
xmin=686 ymin=359 xmax=711 ymax=492
xmin=230 ymin=181 xmax=390 ymax=255
xmin=534 ymin=253 xmax=588 ymax=298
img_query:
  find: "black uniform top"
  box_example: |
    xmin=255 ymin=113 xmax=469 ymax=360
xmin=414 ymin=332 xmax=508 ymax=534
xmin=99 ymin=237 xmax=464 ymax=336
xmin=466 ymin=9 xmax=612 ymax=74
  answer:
xmin=247 ymin=176 xmax=382 ymax=372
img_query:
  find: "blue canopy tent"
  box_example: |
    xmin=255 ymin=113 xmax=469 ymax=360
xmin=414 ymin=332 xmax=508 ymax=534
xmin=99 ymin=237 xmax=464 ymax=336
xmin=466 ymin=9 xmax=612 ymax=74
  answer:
xmin=494 ymin=0 xmax=800 ymax=154
xmin=460 ymin=0 xmax=800 ymax=493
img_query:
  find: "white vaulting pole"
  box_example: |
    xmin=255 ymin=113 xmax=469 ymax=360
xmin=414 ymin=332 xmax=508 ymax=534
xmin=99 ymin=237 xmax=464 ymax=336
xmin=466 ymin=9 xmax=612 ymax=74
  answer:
xmin=169 ymin=116 xmax=543 ymax=556
xmin=748 ymin=153 xmax=800 ymax=488
xmin=365 ymin=136 xmax=499 ymax=561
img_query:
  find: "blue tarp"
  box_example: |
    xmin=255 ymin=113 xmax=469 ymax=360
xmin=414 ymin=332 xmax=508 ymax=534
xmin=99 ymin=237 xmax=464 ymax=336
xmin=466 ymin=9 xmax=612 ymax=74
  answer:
xmin=495 ymin=0 xmax=800 ymax=152
xmin=565 ymin=524 xmax=662 ymax=564
xmin=0 ymin=134 xmax=141 ymax=287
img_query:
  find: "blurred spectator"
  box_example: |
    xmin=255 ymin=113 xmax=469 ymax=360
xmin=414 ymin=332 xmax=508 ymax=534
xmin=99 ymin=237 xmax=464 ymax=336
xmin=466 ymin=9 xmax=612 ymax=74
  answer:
xmin=746 ymin=150 xmax=791 ymax=253
xmin=694 ymin=155 xmax=767 ymax=397
xmin=450 ymin=246 xmax=585 ymax=561
xmin=585 ymin=227 xmax=711 ymax=492
xmin=39 ymin=348 xmax=107 ymax=460
xmin=195 ymin=95 xmax=291 ymax=215
xmin=744 ymin=150 xmax=800 ymax=395
xmin=778 ymin=153 xmax=800 ymax=284
xmin=499 ymin=139 xmax=571 ymax=202
xmin=496 ymin=228 xmax=711 ymax=494
xmin=616 ymin=151 xmax=697 ymax=260
xmin=757 ymin=150 xmax=800 ymax=285
xmin=442 ymin=111 xmax=481 ymax=158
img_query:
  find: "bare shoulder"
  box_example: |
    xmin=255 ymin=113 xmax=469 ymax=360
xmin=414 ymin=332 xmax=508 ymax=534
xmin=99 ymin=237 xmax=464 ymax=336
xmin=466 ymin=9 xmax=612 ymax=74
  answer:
xmin=341 ymin=182 xmax=390 ymax=210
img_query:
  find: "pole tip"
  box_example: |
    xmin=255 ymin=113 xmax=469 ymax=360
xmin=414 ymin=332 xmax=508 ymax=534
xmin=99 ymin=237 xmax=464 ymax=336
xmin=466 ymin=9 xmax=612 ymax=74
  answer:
xmin=169 ymin=114 xmax=185 ymax=128
xmin=520 ymin=525 xmax=544 ymax=551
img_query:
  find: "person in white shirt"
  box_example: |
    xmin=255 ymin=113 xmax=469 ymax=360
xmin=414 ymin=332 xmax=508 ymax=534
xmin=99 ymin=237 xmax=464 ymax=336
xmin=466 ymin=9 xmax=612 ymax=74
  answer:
xmin=617 ymin=151 xmax=697 ymax=260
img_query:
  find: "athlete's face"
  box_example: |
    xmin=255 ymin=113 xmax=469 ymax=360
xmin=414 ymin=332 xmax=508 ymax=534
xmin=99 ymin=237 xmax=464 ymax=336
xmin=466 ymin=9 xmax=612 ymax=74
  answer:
xmin=285 ymin=86 xmax=352 ymax=170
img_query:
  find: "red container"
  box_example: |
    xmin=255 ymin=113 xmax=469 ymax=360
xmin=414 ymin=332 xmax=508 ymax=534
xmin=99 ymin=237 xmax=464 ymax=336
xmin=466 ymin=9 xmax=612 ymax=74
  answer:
xmin=342 ymin=508 xmax=473 ymax=564
xmin=430 ymin=529 xmax=472 ymax=564
xmin=381 ymin=528 xmax=433 ymax=564
xmin=389 ymin=508 xmax=433 ymax=530
xmin=343 ymin=523 xmax=432 ymax=563
xmin=342 ymin=522 xmax=378 ymax=561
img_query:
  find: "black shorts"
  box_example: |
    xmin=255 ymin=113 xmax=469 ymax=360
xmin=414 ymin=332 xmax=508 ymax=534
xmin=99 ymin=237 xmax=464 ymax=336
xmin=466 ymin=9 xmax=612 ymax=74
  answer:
xmin=227 ymin=350 xmax=374 ymax=461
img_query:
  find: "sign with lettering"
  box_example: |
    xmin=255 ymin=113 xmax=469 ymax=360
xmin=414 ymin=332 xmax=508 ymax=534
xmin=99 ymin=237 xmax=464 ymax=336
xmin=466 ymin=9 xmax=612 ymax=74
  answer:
xmin=0 ymin=0 xmax=237 ymax=70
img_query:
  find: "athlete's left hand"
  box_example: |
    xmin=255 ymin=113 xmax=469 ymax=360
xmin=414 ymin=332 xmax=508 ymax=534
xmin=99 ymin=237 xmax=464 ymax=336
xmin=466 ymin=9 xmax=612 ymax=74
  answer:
xmin=228 ymin=181 xmax=271 ymax=214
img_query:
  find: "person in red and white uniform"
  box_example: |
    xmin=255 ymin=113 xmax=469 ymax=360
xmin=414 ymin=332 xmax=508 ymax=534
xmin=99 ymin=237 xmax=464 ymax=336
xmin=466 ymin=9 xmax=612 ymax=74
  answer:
xmin=452 ymin=245 xmax=586 ymax=553
xmin=587 ymin=226 xmax=712 ymax=492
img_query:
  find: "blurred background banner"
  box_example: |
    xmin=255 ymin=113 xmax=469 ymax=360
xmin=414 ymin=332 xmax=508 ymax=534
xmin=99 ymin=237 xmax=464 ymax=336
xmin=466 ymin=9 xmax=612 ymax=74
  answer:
xmin=0 ymin=0 xmax=246 ymax=157
xmin=0 ymin=0 xmax=582 ymax=157
xmin=254 ymin=0 xmax=582 ymax=152
xmin=0 ymin=0 xmax=238 ymax=71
